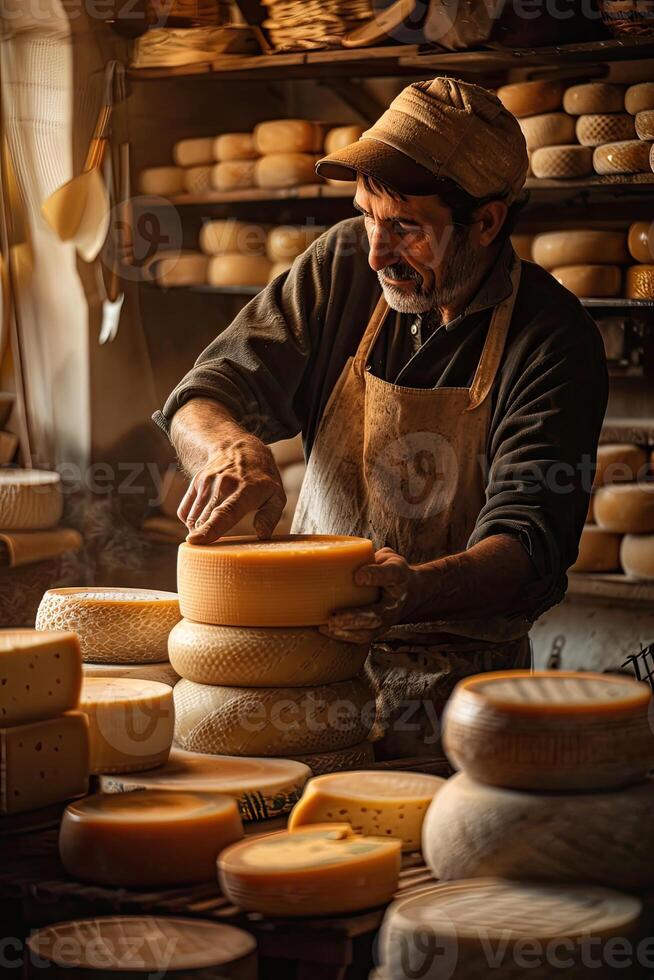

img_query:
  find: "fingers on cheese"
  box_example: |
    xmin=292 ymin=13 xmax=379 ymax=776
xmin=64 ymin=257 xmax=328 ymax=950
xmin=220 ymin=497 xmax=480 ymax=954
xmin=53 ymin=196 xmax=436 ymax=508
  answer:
xmin=0 ymin=629 xmax=82 ymax=726
xmin=0 ymin=469 xmax=62 ymax=530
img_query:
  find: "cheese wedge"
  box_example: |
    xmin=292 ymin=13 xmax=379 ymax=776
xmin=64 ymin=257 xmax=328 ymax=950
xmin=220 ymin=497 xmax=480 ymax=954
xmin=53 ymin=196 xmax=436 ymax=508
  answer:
xmin=532 ymin=229 xmax=628 ymax=269
xmin=595 ymin=443 xmax=648 ymax=486
xmin=626 ymin=264 xmax=654 ymax=300
xmin=0 ymin=629 xmax=82 ymax=726
xmin=626 ymin=81 xmax=654 ymax=115
xmin=569 ymin=525 xmax=622 ymax=573
xmin=628 ymin=221 xmax=654 ymax=263
xmin=563 ymin=82 xmax=625 ymax=115
xmin=255 ymin=153 xmax=320 ymax=190
xmin=254 ymin=119 xmax=326 ymax=155
xmin=214 ymin=132 xmax=258 ymax=162
xmin=199 ymin=218 xmax=267 ymax=256
xmin=218 ymin=823 xmax=402 ymax=916
xmin=82 ymin=660 xmax=179 ymax=687
xmin=496 ymin=80 xmax=563 ymax=118
xmin=621 ymin=533 xmax=654 ymax=580
xmin=530 ymin=145 xmax=594 ymax=179
xmin=595 ymin=482 xmax=654 ymax=533
xmin=0 ymin=469 xmax=62 ymax=530
xmin=290 ymin=740 xmax=375 ymax=774
xmin=59 ymin=790 xmax=243 ymax=887
xmin=576 ymin=112 xmax=635 ymax=147
xmin=443 ymin=670 xmax=654 ymax=791
xmin=267 ymin=224 xmax=325 ymax=262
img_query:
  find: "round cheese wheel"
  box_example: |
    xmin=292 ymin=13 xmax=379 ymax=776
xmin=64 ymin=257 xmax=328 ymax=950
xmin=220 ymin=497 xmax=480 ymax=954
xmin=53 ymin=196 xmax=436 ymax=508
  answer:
xmin=60 ymin=790 xmax=243 ymax=887
xmin=173 ymin=137 xmax=215 ymax=167
xmin=267 ymin=224 xmax=325 ymax=262
xmin=635 ymin=109 xmax=654 ymax=141
xmin=551 ymin=263 xmax=622 ymax=298
xmin=568 ymin=525 xmax=622 ymax=573
xmin=153 ymin=251 xmax=209 ymax=286
xmin=138 ymin=166 xmax=185 ymax=196
xmin=290 ymin=740 xmax=375 ymax=775
xmin=595 ymin=443 xmax=648 ymax=486
xmin=83 ymin=661 xmax=179 ymax=687
xmin=177 ymin=535 xmax=378 ymax=627
xmin=199 ymin=219 xmax=267 ymax=256
xmin=36 ymin=587 xmax=181 ymax=664
xmin=621 ymin=533 xmax=654 ymax=580
xmin=324 ymin=125 xmax=365 ymax=154
xmin=213 ymin=132 xmax=258 ymax=161
xmin=587 ymin=493 xmax=596 ymax=523
xmin=168 ymin=619 xmax=367 ymax=687
xmin=422 ymin=772 xmax=654 ymax=889
xmin=576 ymin=112 xmax=636 ymax=146
xmin=0 ymin=469 xmax=62 ymax=530
xmin=255 ymin=153 xmax=320 ymax=189
xmin=268 ymin=260 xmax=293 ymax=281
xmin=628 ymin=221 xmax=654 ymax=262
xmin=182 ymin=164 xmax=213 ymax=195
xmin=595 ymin=482 xmax=654 ymax=532
xmin=254 ymin=119 xmax=326 ymax=155
xmin=207 ymin=253 xmax=271 ymax=288
xmin=519 ymin=112 xmax=576 ymax=151
xmin=510 ymin=234 xmax=533 ymax=261
xmin=626 ymin=263 xmax=654 ymax=299
xmin=625 ymin=81 xmax=654 ymax=115
xmin=594 ymin=139 xmax=652 ymax=175
xmin=530 ymin=144 xmax=593 ymax=179
xmin=496 ymin=80 xmax=563 ymax=118
xmin=442 ymin=670 xmax=654 ymax=791
xmin=563 ymin=83 xmax=625 ymax=115
xmin=532 ymin=229 xmax=628 ymax=269
xmin=210 ymin=160 xmax=256 ymax=191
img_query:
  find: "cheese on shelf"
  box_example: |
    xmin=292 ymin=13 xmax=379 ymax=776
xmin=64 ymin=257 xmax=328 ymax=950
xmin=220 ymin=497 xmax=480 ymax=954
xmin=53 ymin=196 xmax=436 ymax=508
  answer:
xmin=211 ymin=160 xmax=257 ymax=191
xmin=268 ymin=260 xmax=292 ymax=281
xmin=1 ymin=712 xmax=89 ymax=815
xmin=626 ymin=264 xmax=654 ymax=299
xmin=510 ymin=234 xmax=533 ymax=260
xmin=153 ymin=251 xmax=209 ymax=286
xmin=173 ymin=676 xmax=374 ymax=756
xmin=595 ymin=482 xmax=654 ymax=533
xmin=324 ymin=125 xmax=365 ymax=154
xmin=628 ymin=221 xmax=654 ymax=262
xmin=254 ymin=119 xmax=326 ymax=155
xmin=569 ymin=525 xmax=622 ymax=573
xmin=443 ymin=670 xmax=654 ymax=791
xmin=82 ymin=661 xmax=179 ymax=687
xmin=99 ymin=747 xmax=310 ymax=822
xmin=288 ymin=770 xmax=444 ymax=852
xmin=267 ymin=224 xmax=325 ymax=262
xmin=139 ymin=166 xmax=185 ymax=196
xmin=182 ymin=165 xmax=213 ymax=195
xmin=496 ymin=80 xmax=563 ymax=117
xmin=173 ymin=136 xmax=215 ymax=167
xmin=519 ymin=112 xmax=575 ymax=151
xmin=27 ymin=917 xmax=257 ymax=979
xmin=595 ymin=443 xmax=648 ymax=486
xmin=36 ymin=587 xmax=181 ymax=664
xmin=218 ymin=824 xmax=401 ymax=916
xmin=532 ymin=229 xmax=628 ymax=269
xmin=530 ymin=144 xmax=594 ymax=179
xmin=626 ymin=81 xmax=654 ymax=115
xmin=551 ymin=264 xmax=622 ymax=298
xmin=207 ymin=253 xmax=271 ymax=288
xmin=594 ymin=139 xmax=652 ymax=175
xmin=563 ymin=82 xmax=625 ymax=115
xmin=168 ymin=619 xmax=368 ymax=687
xmin=621 ymin=533 xmax=654 ymax=580
xmin=0 ymin=469 xmax=62 ymax=530
xmin=255 ymin=153 xmax=320 ymax=189
xmin=59 ymin=790 xmax=243 ymax=887
xmin=214 ymin=132 xmax=258 ymax=161
xmin=177 ymin=534 xmax=377 ymax=627
xmin=576 ymin=112 xmax=636 ymax=146
xmin=199 ymin=218 xmax=267 ymax=256
xmin=0 ymin=629 xmax=82 ymax=726
xmin=635 ymin=109 xmax=654 ymax=141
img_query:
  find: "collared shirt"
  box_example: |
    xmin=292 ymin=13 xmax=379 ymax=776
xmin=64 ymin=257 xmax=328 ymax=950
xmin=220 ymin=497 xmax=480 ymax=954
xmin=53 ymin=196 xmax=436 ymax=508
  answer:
xmin=154 ymin=216 xmax=608 ymax=621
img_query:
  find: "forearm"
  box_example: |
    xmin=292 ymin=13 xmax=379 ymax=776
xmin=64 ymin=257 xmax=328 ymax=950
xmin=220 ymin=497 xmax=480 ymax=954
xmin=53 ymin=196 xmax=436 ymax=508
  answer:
xmin=170 ymin=398 xmax=250 ymax=477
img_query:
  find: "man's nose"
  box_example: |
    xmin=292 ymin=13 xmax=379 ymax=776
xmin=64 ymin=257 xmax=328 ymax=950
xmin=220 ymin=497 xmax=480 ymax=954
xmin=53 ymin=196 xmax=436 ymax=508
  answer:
xmin=367 ymin=223 xmax=401 ymax=273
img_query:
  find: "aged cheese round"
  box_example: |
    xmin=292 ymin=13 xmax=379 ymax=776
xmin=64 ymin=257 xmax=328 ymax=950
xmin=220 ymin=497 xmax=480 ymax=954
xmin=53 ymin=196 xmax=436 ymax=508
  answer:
xmin=254 ymin=119 xmax=326 ymax=155
xmin=173 ymin=677 xmax=374 ymax=757
xmin=530 ymin=144 xmax=593 ymax=179
xmin=289 ymin=770 xmax=444 ymax=852
xmin=177 ymin=535 xmax=378 ymax=627
xmin=594 ymin=139 xmax=652 ymax=175
xmin=551 ymin=263 xmax=622 ymax=298
xmin=267 ymin=224 xmax=325 ymax=261
xmin=98 ymin=748 xmax=310 ymax=822
xmin=82 ymin=660 xmax=179 ymax=687
xmin=621 ymin=533 xmax=654 ymax=580
xmin=576 ymin=112 xmax=636 ymax=146
xmin=28 ymin=917 xmax=256 ymax=978
xmin=563 ymin=82 xmax=625 ymax=115
xmin=138 ymin=166 xmax=185 ymax=196
xmin=59 ymin=790 xmax=243 ymax=887
xmin=626 ymin=263 xmax=654 ymax=299
xmin=628 ymin=221 xmax=654 ymax=262
xmin=626 ymin=81 xmax=654 ymax=115
xmin=79 ymin=677 xmax=174 ymax=774
xmin=207 ymin=253 xmax=271 ymax=288
xmin=519 ymin=112 xmax=576 ymax=151
xmin=595 ymin=443 xmax=648 ymax=486
xmin=255 ymin=153 xmax=320 ymax=189
xmin=211 ymin=160 xmax=257 ymax=191
xmin=496 ymin=80 xmax=563 ymax=118
xmin=36 ymin=587 xmax=181 ymax=664
xmin=268 ymin=260 xmax=293 ymax=280
xmin=199 ymin=218 xmax=267 ymax=256
xmin=324 ymin=125 xmax=365 ymax=154
xmin=290 ymin=740 xmax=375 ymax=774
xmin=153 ymin=251 xmax=209 ymax=286
xmin=635 ymin=109 xmax=654 ymax=140
xmin=168 ymin=619 xmax=368 ymax=687
xmin=510 ymin=234 xmax=533 ymax=261
xmin=532 ymin=229 xmax=628 ymax=269
xmin=0 ymin=629 xmax=82 ymax=727
xmin=569 ymin=525 xmax=622 ymax=573
xmin=0 ymin=469 xmax=62 ymax=530
xmin=595 ymin=482 xmax=654 ymax=532
xmin=213 ymin=132 xmax=258 ymax=161
xmin=218 ymin=823 xmax=401 ymax=916
xmin=173 ymin=136 xmax=215 ymax=167
xmin=182 ymin=164 xmax=213 ymax=195
xmin=442 ymin=670 xmax=654 ymax=791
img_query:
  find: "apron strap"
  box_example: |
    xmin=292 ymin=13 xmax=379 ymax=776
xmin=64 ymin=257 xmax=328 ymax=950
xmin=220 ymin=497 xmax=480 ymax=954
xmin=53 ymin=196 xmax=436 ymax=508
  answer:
xmin=466 ymin=256 xmax=522 ymax=412
xmin=353 ymin=293 xmax=391 ymax=380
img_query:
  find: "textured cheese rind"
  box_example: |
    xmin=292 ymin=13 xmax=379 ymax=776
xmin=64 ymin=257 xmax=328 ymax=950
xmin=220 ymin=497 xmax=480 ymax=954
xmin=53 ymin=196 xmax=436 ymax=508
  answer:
xmin=168 ymin=619 xmax=367 ymax=687
xmin=595 ymin=443 xmax=648 ymax=487
xmin=177 ymin=535 xmax=378 ymax=627
xmin=289 ymin=740 xmax=375 ymax=774
xmin=621 ymin=533 xmax=654 ymax=580
xmin=173 ymin=137 xmax=215 ymax=167
xmin=59 ymin=790 xmax=243 ymax=887
xmin=267 ymin=225 xmax=325 ymax=262
xmin=635 ymin=109 xmax=654 ymax=141
xmin=593 ymin=139 xmax=652 ymax=175
xmin=563 ymin=83 xmax=625 ymax=115
xmin=139 ymin=166 xmax=185 ymax=196
xmin=628 ymin=221 xmax=654 ymax=263
xmin=207 ymin=254 xmax=271 ymax=288
xmin=551 ymin=264 xmax=622 ymax=298
xmin=254 ymin=119 xmax=326 ymax=155
xmin=626 ymin=264 xmax=654 ymax=300
xmin=0 ymin=629 xmax=82 ymax=726
xmin=35 ymin=587 xmax=181 ymax=664
xmin=324 ymin=125 xmax=365 ymax=154
xmin=255 ymin=153 xmax=320 ymax=189
xmin=532 ymin=230 xmax=628 ymax=269
xmin=496 ymin=80 xmax=563 ymax=118
xmin=155 ymin=252 xmax=209 ymax=286
xmin=218 ymin=823 xmax=402 ymax=916
xmin=288 ymin=770 xmax=444 ymax=851
xmin=569 ymin=525 xmax=622 ymax=574
xmin=519 ymin=113 xmax=575 ymax=151
xmin=0 ymin=712 xmax=89 ymax=815
xmin=182 ymin=165 xmax=213 ymax=195
xmin=442 ymin=669 xmax=654 ymax=791
xmin=213 ymin=133 xmax=258 ymax=162
xmin=211 ymin=160 xmax=257 ymax=191
xmin=0 ymin=469 xmax=62 ymax=530
xmin=595 ymin=482 xmax=654 ymax=533
xmin=83 ymin=661 xmax=179 ymax=687
xmin=626 ymin=82 xmax=654 ymax=115
xmin=199 ymin=219 xmax=267 ymax=256
xmin=576 ymin=112 xmax=636 ymax=146
xmin=173 ymin=677 xmax=374 ymax=756
xmin=530 ymin=145 xmax=593 ymax=179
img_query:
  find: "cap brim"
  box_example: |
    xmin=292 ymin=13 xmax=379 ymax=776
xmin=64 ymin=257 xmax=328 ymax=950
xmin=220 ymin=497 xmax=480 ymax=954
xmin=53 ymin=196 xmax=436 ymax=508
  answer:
xmin=316 ymin=138 xmax=445 ymax=196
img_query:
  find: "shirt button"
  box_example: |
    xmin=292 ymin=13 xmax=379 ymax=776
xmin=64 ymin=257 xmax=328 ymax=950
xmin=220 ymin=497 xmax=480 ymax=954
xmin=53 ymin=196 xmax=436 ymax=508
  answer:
xmin=410 ymin=323 xmax=418 ymax=336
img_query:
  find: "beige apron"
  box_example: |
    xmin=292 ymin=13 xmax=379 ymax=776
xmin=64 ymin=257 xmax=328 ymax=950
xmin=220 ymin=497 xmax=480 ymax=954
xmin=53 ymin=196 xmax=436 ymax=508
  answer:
xmin=292 ymin=256 xmax=532 ymax=759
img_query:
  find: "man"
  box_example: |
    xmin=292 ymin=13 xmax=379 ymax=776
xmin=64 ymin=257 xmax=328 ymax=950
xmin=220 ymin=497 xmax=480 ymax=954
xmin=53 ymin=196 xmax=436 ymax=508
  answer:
xmin=154 ymin=78 xmax=608 ymax=758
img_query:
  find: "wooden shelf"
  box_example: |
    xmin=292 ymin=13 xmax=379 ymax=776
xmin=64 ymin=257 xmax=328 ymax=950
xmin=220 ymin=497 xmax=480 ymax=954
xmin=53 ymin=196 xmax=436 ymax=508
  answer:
xmin=568 ymin=572 xmax=654 ymax=605
xmin=167 ymin=183 xmax=355 ymax=205
xmin=601 ymin=417 xmax=654 ymax=444
xmin=145 ymin=282 xmax=262 ymax=295
xmin=583 ymin=298 xmax=654 ymax=311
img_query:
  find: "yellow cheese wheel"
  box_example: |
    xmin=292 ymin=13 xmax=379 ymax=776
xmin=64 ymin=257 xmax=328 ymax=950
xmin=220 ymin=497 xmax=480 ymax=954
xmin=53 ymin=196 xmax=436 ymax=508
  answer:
xmin=177 ymin=534 xmax=378 ymax=627
xmin=519 ymin=112 xmax=576 ymax=151
xmin=621 ymin=533 xmax=654 ymax=580
xmin=255 ymin=153 xmax=320 ymax=189
xmin=173 ymin=137 xmax=215 ymax=167
xmin=0 ymin=469 xmax=62 ymax=530
xmin=595 ymin=482 xmax=654 ymax=533
xmin=82 ymin=660 xmax=179 ymax=687
xmin=138 ymin=166 xmax=185 ymax=196
xmin=218 ymin=824 xmax=401 ymax=916
xmin=628 ymin=221 xmax=654 ymax=262
xmin=213 ymin=132 xmax=258 ymax=161
xmin=173 ymin=676 xmax=374 ymax=757
xmin=210 ymin=160 xmax=257 ymax=191
xmin=625 ymin=82 xmax=654 ymax=115
xmin=267 ymin=224 xmax=325 ymax=262
xmin=207 ymin=253 xmax=271 ymax=288
xmin=595 ymin=443 xmax=648 ymax=486
xmin=569 ymin=525 xmax=622 ymax=573
xmin=290 ymin=740 xmax=375 ymax=775
xmin=182 ymin=165 xmax=213 ymax=195
xmin=593 ymin=139 xmax=652 ymax=175
xmin=268 ymin=260 xmax=293 ymax=281
xmin=510 ymin=234 xmax=533 ymax=261
xmin=532 ymin=229 xmax=628 ymax=269
xmin=563 ymin=83 xmax=625 ymax=115
xmin=576 ymin=112 xmax=636 ymax=147
xmin=168 ymin=618 xmax=368 ymax=686
xmin=635 ymin=109 xmax=654 ymax=141
xmin=153 ymin=251 xmax=209 ymax=286
xmin=530 ymin=144 xmax=593 ymax=179
xmin=254 ymin=119 xmax=326 ymax=155
xmin=626 ymin=264 xmax=654 ymax=299
xmin=59 ymin=790 xmax=243 ymax=887
xmin=496 ymin=80 xmax=563 ymax=118
xmin=324 ymin=125 xmax=365 ymax=154
xmin=443 ymin=670 xmax=654 ymax=791
xmin=0 ymin=629 xmax=82 ymax=726
xmin=551 ymin=264 xmax=622 ymax=298
xmin=199 ymin=219 xmax=267 ymax=256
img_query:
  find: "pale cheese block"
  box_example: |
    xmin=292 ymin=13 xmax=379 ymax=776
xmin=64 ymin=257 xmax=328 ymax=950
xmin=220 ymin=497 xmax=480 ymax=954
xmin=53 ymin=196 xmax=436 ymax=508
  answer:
xmin=442 ymin=670 xmax=654 ymax=791
xmin=290 ymin=740 xmax=375 ymax=774
xmin=324 ymin=124 xmax=365 ymax=154
xmin=59 ymin=790 xmax=243 ymax=887
xmin=218 ymin=823 xmax=401 ymax=916
xmin=621 ymin=533 xmax=654 ymax=580
xmin=595 ymin=482 xmax=654 ymax=532
xmin=83 ymin=660 xmax=179 ymax=687
xmin=27 ymin=918 xmax=257 ymax=979
xmin=530 ymin=144 xmax=593 ymax=179
xmin=211 ymin=160 xmax=257 ymax=191
xmin=594 ymin=443 xmax=648 ymax=486
xmin=0 ymin=629 xmax=82 ymax=726
xmin=213 ymin=132 xmax=258 ymax=162
xmin=626 ymin=263 xmax=654 ymax=299
xmin=519 ymin=112 xmax=576 ymax=151
xmin=254 ymin=119 xmax=326 ymax=155
xmin=569 ymin=525 xmax=622 ymax=573
xmin=635 ymin=109 xmax=654 ymax=141
xmin=593 ymin=139 xmax=652 ymax=175
xmin=510 ymin=234 xmax=533 ymax=261
xmin=1 ymin=712 xmax=89 ymax=815
xmin=626 ymin=81 xmax=654 ymax=115
xmin=99 ymin=748 xmax=310 ymax=822
xmin=268 ymin=260 xmax=293 ymax=281
xmin=576 ymin=112 xmax=636 ymax=146
xmin=563 ymin=82 xmax=625 ymax=115
xmin=199 ymin=218 xmax=267 ymax=256
xmin=496 ymin=80 xmax=564 ymax=118
xmin=267 ymin=224 xmax=325 ymax=262
xmin=628 ymin=220 xmax=654 ymax=262
xmin=0 ymin=469 xmax=62 ymax=530
xmin=174 ymin=677 xmax=374 ymax=757
xmin=173 ymin=136 xmax=215 ymax=167
xmin=551 ymin=263 xmax=622 ymax=298
xmin=36 ymin=587 xmax=181 ymax=664
xmin=532 ymin=229 xmax=628 ymax=269
xmin=182 ymin=164 xmax=213 ymax=195
xmin=138 ymin=166 xmax=185 ymax=196
xmin=255 ymin=153 xmax=321 ymax=189
xmin=154 ymin=251 xmax=209 ymax=286
xmin=288 ymin=770 xmax=444 ymax=852
xmin=207 ymin=253 xmax=271 ymax=288
xmin=168 ymin=618 xmax=368 ymax=686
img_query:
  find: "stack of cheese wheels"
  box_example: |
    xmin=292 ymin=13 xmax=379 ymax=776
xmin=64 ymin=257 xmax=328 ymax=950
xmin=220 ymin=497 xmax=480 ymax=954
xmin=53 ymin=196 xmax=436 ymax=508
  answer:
xmin=322 ymin=124 xmax=365 ymax=187
xmin=626 ymin=220 xmax=654 ymax=301
xmin=629 ymin=82 xmax=654 ymax=193
xmin=594 ymin=476 xmax=654 ymax=581
xmin=199 ymin=218 xmax=271 ymax=288
xmin=420 ymin=670 xmax=654 ymax=892
xmin=266 ymin=223 xmax=326 ymax=281
xmin=253 ymin=119 xmax=324 ymax=190
xmin=532 ymin=228 xmax=628 ymax=299
xmin=172 ymin=534 xmax=379 ymax=773
xmin=0 ymin=629 xmax=89 ymax=816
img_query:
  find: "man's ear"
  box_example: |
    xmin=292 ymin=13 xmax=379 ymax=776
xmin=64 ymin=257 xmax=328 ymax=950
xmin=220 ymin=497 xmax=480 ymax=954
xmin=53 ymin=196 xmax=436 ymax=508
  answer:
xmin=476 ymin=200 xmax=509 ymax=246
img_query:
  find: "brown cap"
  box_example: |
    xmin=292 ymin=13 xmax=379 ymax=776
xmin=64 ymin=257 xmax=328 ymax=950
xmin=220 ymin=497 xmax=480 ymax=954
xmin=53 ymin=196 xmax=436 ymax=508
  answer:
xmin=316 ymin=77 xmax=529 ymax=202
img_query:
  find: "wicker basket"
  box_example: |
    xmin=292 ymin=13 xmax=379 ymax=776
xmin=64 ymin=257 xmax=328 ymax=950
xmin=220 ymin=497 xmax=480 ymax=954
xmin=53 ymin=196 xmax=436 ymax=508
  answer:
xmin=599 ymin=0 xmax=654 ymax=35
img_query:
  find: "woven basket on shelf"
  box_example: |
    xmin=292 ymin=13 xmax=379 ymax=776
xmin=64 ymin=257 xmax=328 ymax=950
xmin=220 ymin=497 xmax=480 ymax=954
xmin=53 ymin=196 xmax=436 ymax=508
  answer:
xmin=599 ymin=0 xmax=654 ymax=34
